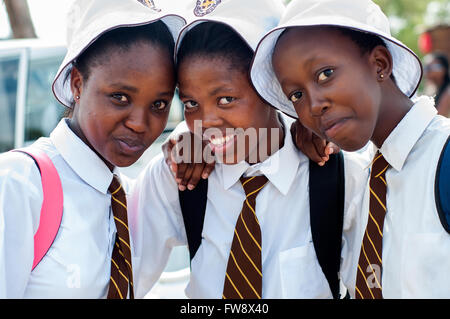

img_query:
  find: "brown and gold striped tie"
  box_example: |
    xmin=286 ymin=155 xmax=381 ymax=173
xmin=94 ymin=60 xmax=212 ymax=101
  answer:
xmin=223 ymin=175 xmax=268 ymax=299
xmin=107 ymin=175 xmax=134 ymax=299
xmin=355 ymin=151 xmax=389 ymax=299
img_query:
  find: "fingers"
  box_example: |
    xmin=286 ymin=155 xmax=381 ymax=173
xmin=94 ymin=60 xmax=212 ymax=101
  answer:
xmin=291 ymin=120 xmax=335 ymax=166
xmin=177 ymin=164 xmax=194 ymax=191
xmin=202 ymin=161 xmax=215 ymax=179
xmin=325 ymin=142 xmax=340 ymax=155
xmin=312 ymin=134 xmax=329 ymax=166
xmin=163 ymin=137 xmax=177 ymax=167
xmin=186 ymin=164 xmax=206 ymax=191
xmin=293 ymin=122 xmax=324 ymax=165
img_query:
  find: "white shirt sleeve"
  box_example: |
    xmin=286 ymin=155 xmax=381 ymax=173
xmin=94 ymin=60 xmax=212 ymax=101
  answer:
xmin=128 ymin=153 xmax=187 ymax=298
xmin=0 ymin=151 xmax=43 ymax=298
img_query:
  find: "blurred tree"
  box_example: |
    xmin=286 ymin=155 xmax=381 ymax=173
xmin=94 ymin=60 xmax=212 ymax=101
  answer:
xmin=372 ymin=0 xmax=449 ymax=58
xmin=4 ymin=0 xmax=36 ymax=38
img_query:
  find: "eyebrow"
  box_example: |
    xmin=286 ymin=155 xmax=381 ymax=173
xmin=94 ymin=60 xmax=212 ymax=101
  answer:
xmin=108 ymin=83 xmax=139 ymax=93
xmin=209 ymin=86 xmax=234 ymax=96
xmin=178 ymin=84 xmax=235 ymax=100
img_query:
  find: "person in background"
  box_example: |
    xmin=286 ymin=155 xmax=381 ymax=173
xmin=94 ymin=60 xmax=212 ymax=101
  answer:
xmin=424 ymin=52 xmax=450 ymax=117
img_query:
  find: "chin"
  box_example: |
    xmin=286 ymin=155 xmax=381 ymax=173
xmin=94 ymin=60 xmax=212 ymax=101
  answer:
xmin=111 ymin=154 xmax=141 ymax=168
xmin=336 ymin=139 xmax=369 ymax=152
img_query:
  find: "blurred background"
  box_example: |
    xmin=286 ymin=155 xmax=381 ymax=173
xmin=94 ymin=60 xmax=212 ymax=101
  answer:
xmin=0 ymin=0 xmax=449 ymax=298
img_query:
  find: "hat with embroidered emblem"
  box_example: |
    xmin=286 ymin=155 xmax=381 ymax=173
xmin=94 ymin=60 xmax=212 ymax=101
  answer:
xmin=174 ymin=0 xmax=285 ymax=56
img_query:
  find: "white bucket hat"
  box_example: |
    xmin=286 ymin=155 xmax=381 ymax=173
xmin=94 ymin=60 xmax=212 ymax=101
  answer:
xmin=52 ymin=0 xmax=186 ymax=108
xmin=250 ymin=0 xmax=423 ymax=118
xmin=174 ymin=0 xmax=285 ymax=56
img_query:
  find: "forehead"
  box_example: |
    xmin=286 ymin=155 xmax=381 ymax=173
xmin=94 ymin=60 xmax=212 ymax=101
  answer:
xmin=272 ymin=27 xmax=365 ymax=70
xmin=94 ymin=42 xmax=173 ymax=75
xmin=178 ymin=55 xmax=247 ymax=85
xmin=275 ymin=27 xmax=356 ymax=55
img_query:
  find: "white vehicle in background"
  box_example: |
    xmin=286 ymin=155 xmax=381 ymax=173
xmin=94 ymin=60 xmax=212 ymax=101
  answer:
xmin=0 ymin=38 xmax=190 ymax=298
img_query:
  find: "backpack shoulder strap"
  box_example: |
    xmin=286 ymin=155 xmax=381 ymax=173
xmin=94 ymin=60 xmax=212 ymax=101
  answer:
xmin=12 ymin=149 xmax=63 ymax=270
xmin=178 ymin=178 xmax=208 ymax=262
xmin=435 ymin=135 xmax=450 ymax=234
xmin=309 ymin=151 xmax=345 ymax=299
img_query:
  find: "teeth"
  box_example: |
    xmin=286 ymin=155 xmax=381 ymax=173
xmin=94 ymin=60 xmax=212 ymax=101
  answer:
xmin=210 ymin=135 xmax=233 ymax=146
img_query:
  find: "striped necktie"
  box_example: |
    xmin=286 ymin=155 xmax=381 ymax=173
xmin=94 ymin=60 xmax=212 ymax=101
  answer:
xmin=355 ymin=151 xmax=389 ymax=299
xmin=223 ymin=175 xmax=268 ymax=299
xmin=107 ymin=175 xmax=134 ymax=299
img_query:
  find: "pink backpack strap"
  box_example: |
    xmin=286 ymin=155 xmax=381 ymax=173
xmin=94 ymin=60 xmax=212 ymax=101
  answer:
xmin=12 ymin=149 xmax=63 ymax=271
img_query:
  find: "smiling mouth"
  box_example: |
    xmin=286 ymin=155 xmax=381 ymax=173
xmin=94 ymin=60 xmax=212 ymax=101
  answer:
xmin=207 ymin=133 xmax=237 ymax=153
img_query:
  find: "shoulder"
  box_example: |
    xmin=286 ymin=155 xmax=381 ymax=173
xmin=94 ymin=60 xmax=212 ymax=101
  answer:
xmin=133 ymin=152 xmax=178 ymax=196
xmin=342 ymin=146 xmax=372 ymax=178
xmin=421 ymin=113 xmax=450 ymax=142
xmin=143 ymin=153 xmax=176 ymax=183
xmin=0 ymin=149 xmax=44 ymax=230
xmin=0 ymin=150 xmax=41 ymax=184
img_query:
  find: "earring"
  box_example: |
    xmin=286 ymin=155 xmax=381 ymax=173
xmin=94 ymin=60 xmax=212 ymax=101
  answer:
xmin=75 ymin=95 xmax=80 ymax=100
xmin=379 ymin=74 xmax=384 ymax=79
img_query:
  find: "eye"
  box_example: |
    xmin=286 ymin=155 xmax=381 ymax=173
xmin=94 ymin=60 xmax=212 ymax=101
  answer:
xmin=111 ymin=93 xmax=129 ymax=104
xmin=289 ymin=91 xmax=303 ymax=103
xmin=152 ymin=100 xmax=168 ymax=111
xmin=318 ymin=69 xmax=334 ymax=82
xmin=183 ymin=100 xmax=199 ymax=110
xmin=218 ymin=97 xmax=235 ymax=105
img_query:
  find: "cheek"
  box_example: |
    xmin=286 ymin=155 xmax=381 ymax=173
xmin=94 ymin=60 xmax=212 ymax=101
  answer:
xmin=184 ymin=110 xmax=208 ymax=140
xmin=77 ymin=104 xmax=113 ymax=145
xmin=293 ymin=104 xmax=320 ymax=132
xmin=146 ymin=112 xmax=170 ymax=142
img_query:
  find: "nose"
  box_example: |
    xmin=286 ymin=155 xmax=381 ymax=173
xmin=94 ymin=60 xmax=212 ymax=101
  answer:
xmin=200 ymin=106 xmax=223 ymax=129
xmin=124 ymin=106 xmax=148 ymax=134
xmin=309 ymin=89 xmax=330 ymax=117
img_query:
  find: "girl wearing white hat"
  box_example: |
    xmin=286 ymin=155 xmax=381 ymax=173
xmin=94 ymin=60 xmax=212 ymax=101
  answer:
xmin=250 ymin=0 xmax=450 ymax=298
xmin=0 ymin=0 xmax=185 ymax=298
xmin=129 ymin=0 xmax=369 ymax=299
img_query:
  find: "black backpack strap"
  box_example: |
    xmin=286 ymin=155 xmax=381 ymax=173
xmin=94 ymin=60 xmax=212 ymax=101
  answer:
xmin=309 ymin=152 xmax=345 ymax=299
xmin=435 ymin=135 xmax=450 ymax=234
xmin=179 ymin=178 xmax=209 ymax=262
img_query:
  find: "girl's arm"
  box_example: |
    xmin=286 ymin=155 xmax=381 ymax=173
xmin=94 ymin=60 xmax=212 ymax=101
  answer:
xmin=290 ymin=119 xmax=340 ymax=165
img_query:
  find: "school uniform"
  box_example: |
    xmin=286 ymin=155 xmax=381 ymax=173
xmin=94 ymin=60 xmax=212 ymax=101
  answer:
xmin=129 ymin=113 xmax=369 ymax=298
xmin=0 ymin=118 xmax=136 ymax=298
xmin=339 ymin=96 xmax=450 ymax=298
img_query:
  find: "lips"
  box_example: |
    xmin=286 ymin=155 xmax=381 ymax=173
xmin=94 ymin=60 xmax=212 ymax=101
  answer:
xmin=115 ymin=137 xmax=146 ymax=155
xmin=320 ymin=116 xmax=351 ymax=139
xmin=206 ymin=133 xmax=237 ymax=153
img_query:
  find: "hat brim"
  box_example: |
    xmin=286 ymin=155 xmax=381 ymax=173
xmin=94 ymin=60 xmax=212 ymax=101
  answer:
xmin=250 ymin=20 xmax=423 ymax=119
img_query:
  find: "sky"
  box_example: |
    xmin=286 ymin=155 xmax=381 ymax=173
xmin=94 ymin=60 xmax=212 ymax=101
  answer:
xmin=1 ymin=0 xmax=75 ymax=42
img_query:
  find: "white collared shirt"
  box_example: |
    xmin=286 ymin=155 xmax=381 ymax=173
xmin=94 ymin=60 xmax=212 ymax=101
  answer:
xmin=129 ymin=114 xmax=369 ymax=299
xmin=0 ymin=119 xmax=128 ymax=298
xmin=340 ymin=96 xmax=450 ymax=298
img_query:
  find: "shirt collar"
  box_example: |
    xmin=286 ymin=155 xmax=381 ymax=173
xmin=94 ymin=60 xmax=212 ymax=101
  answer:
xmin=50 ymin=119 xmax=114 ymax=194
xmin=379 ymin=96 xmax=437 ymax=171
xmin=221 ymin=113 xmax=306 ymax=195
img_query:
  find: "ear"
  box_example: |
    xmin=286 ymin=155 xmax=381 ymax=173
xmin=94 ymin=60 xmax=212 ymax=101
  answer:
xmin=70 ymin=66 xmax=84 ymax=103
xmin=369 ymin=45 xmax=393 ymax=82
